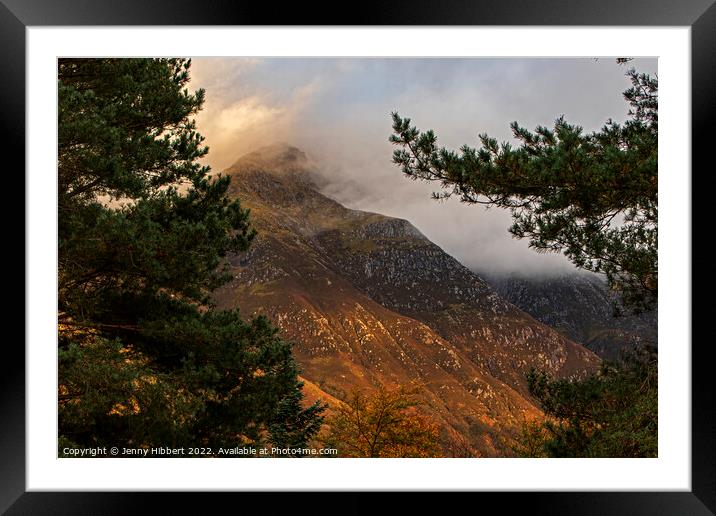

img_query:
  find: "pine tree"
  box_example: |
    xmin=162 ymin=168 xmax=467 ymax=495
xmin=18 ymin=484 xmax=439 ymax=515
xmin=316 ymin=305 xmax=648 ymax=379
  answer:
xmin=268 ymin=378 xmax=326 ymax=451
xmin=390 ymin=65 xmax=657 ymax=314
xmin=516 ymin=347 xmax=657 ymax=457
xmin=58 ymin=58 xmax=324 ymax=454
xmin=390 ymin=62 xmax=658 ymax=457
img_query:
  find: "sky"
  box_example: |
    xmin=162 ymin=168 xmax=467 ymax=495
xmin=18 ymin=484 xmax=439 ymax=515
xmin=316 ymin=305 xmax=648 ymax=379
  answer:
xmin=189 ymin=57 xmax=657 ymax=276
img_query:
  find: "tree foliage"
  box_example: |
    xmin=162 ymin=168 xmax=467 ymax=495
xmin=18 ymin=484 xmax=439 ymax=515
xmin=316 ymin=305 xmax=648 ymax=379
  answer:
xmin=515 ymin=347 xmax=657 ymax=458
xmin=320 ymin=385 xmax=440 ymax=458
xmin=390 ymin=67 xmax=657 ymax=313
xmin=58 ymin=58 xmax=324 ymax=454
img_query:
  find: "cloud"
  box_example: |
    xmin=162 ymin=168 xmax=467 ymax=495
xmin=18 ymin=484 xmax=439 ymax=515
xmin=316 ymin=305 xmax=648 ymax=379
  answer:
xmin=190 ymin=59 xmax=325 ymax=172
xmin=196 ymin=95 xmax=288 ymax=171
xmin=187 ymin=57 xmax=657 ymax=276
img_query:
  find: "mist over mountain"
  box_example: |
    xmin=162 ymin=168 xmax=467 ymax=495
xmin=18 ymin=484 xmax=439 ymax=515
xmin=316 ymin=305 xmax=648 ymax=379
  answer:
xmin=213 ymin=144 xmax=599 ymax=456
xmin=190 ymin=57 xmax=658 ymax=277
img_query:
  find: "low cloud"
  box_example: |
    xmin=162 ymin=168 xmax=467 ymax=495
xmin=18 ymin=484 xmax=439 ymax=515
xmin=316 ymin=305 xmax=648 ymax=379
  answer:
xmin=190 ymin=58 xmax=323 ymax=172
xmin=189 ymin=57 xmax=657 ymax=276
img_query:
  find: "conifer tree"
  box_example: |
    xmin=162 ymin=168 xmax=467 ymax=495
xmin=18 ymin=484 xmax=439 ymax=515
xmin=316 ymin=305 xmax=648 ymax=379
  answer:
xmin=516 ymin=347 xmax=657 ymax=457
xmin=58 ymin=58 xmax=324 ymax=453
xmin=391 ymin=62 xmax=659 ymax=457
xmin=390 ymin=66 xmax=657 ymax=313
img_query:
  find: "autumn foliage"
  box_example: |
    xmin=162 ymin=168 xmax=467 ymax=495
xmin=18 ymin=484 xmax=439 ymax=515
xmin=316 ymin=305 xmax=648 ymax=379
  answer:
xmin=320 ymin=385 xmax=440 ymax=458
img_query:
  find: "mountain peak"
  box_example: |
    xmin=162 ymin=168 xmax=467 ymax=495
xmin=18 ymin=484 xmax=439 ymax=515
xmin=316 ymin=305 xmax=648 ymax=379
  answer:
xmin=226 ymin=143 xmax=312 ymax=176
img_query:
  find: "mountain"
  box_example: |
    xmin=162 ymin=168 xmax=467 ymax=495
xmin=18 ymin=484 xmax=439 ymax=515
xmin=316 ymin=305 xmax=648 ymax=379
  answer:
xmin=480 ymin=272 xmax=658 ymax=361
xmin=213 ymin=144 xmax=600 ymax=456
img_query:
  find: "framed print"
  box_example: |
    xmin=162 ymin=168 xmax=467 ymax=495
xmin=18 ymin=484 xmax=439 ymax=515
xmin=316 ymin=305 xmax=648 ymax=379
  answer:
xmin=6 ymin=0 xmax=712 ymax=513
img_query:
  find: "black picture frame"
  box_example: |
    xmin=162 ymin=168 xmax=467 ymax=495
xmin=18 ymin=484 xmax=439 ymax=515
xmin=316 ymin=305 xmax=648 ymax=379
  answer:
xmin=5 ymin=1 xmax=710 ymax=513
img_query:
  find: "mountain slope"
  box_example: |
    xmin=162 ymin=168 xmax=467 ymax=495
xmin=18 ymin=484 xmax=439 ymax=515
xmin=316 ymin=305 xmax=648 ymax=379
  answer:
xmin=481 ymin=272 xmax=658 ymax=360
xmin=213 ymin=144 xmax=600 ymax=456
